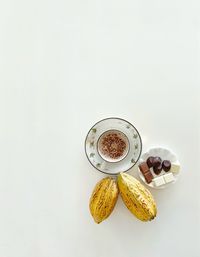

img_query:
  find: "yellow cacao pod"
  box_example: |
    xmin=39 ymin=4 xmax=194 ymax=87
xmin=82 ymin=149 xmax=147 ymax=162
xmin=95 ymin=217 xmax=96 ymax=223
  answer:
xmin=118 ymin=173 xmax=157 ymax=221
xmin=89 ymin=177 xmax=119 ymax=224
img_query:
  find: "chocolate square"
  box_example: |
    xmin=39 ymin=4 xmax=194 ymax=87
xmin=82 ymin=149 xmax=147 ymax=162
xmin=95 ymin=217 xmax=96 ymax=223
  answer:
xmin=139 ymin=162 xmax=149 ymax=175
xmin=144 ymin=171 xmax=153 ymax=184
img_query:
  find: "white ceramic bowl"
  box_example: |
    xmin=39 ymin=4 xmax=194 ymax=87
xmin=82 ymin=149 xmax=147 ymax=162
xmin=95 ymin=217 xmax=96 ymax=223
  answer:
xmin=138 ymin=147 xmax=180 ymax=189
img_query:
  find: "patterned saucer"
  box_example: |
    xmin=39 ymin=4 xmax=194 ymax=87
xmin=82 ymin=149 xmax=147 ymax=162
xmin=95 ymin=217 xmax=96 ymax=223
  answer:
xmin=85 ymin=117 xmax=142 ymax=175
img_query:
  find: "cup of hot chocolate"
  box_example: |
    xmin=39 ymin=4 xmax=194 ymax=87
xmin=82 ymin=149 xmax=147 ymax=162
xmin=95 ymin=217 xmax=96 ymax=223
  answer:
xmin=97 ymin=129 xmax=130 ymax=163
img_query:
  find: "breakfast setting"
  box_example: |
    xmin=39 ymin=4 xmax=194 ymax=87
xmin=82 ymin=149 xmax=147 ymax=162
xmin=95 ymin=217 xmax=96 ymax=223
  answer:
xmin=85 ymin=117 xmax=181 ymax=224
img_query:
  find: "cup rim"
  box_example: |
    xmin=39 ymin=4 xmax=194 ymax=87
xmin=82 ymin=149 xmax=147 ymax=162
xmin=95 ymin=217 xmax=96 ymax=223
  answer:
xmin=96 ymin=129 xmax=130 ymax=163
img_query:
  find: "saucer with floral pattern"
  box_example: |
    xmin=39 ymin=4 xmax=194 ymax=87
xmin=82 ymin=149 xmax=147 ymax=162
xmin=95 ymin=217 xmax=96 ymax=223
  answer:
xmin=85 ymin=117 xmax=142 ymax=175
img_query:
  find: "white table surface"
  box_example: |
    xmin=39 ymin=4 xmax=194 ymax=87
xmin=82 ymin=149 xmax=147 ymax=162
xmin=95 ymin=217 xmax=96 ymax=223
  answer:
xmin=0 ymin=1 xmax=200 ymax=257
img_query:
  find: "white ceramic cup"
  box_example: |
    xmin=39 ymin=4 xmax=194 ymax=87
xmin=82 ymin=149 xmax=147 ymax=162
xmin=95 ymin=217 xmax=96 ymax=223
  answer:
xmin=97 ymin=129 xmax=130 ymax=163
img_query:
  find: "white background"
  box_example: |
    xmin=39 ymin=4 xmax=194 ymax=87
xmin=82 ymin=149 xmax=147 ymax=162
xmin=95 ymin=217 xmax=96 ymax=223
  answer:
xmin=0 ymin=1 xmax=200 ymax=257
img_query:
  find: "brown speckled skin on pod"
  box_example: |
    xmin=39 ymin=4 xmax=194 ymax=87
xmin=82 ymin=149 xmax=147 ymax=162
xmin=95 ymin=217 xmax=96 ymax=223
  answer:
xmin=89 ymin=177 xmax=119 ymax=224
xmin=117 ymin=173 xmax=157 ymax=221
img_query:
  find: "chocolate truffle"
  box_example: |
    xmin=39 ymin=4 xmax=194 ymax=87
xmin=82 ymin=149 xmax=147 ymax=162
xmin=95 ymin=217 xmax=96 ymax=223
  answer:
xmin=146 ymin=156 xmax=154 ymax=168
xmin=162 ymin=160 xmax=171 ymax=172
xmin=153 ymin=156 xmax=162 ymax=168
xmin=153 ymin=164 xmax=162 ymax=175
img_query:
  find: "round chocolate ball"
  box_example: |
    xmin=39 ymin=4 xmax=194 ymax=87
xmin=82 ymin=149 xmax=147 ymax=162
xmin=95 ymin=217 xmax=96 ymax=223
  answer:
xmin=146 ymin=156 xmax=154 ymax=168
xmin=162 ymin=160 xmax=171 ymax=172
xmin=153 ymin=164 xmax=162 ymax=175
xmin=153 ymin=156 xmax=162 ymax=168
